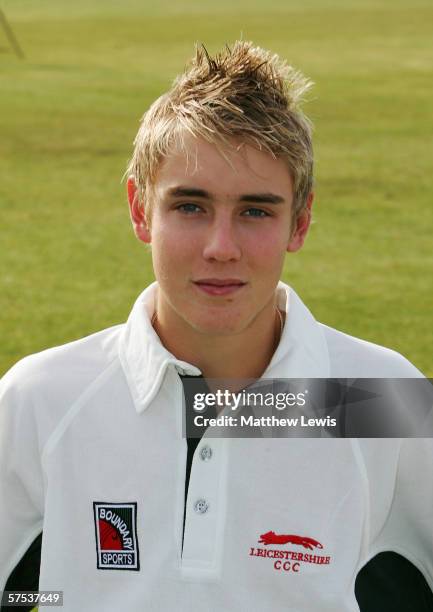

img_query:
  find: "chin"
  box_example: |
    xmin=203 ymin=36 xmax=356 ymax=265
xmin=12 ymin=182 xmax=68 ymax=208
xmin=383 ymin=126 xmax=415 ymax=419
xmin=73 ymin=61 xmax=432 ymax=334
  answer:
xmin=186 ymin=310 xmax=246 ymax=336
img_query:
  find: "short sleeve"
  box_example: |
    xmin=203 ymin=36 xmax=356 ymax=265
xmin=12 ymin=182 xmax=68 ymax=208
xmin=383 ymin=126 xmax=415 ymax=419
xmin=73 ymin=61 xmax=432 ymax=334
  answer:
xmin=374 ymin=437 xmax=433 ymax=589
xmin=0 ymin=368 xmax=44 ymax=590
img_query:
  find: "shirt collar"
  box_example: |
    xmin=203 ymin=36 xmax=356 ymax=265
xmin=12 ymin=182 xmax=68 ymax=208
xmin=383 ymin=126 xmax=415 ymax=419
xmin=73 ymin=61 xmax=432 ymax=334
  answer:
xmin=118 ymin=281 xmax=330 ymax=414
xmin=264 ymin=281 xmax=330 ymax=380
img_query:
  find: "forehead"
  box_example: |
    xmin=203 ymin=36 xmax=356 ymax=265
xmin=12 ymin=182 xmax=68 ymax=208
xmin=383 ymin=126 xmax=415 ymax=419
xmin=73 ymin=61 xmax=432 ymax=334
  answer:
xmin=153 ymin=134 xmax=294 ymax=200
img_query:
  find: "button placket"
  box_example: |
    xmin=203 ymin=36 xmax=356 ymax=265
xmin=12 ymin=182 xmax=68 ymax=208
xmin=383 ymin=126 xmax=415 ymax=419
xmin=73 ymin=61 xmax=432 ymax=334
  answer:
xmin=181 ymin=437 xmax=227 ymax=576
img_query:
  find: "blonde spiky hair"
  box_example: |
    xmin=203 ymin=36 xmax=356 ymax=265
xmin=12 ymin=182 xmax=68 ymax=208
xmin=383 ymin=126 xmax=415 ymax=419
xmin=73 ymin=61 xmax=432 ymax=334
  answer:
xmin=127 ymin=41 xmax=314 ymax=221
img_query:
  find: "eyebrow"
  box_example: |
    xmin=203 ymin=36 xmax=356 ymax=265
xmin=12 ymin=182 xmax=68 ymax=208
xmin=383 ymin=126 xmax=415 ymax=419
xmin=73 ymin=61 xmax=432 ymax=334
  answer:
xmin=167 ymin=187 xmax=210 ymax=199
xmin=166 ymin=186 xmax=285 ymax=204
xmin=239 ymin=193 xmax=285 ymax=204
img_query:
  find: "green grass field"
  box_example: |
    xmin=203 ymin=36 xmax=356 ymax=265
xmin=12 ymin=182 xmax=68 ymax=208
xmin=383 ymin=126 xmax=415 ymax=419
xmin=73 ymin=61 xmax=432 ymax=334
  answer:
xmin=1 ymin=0 xmax=432 ymax=377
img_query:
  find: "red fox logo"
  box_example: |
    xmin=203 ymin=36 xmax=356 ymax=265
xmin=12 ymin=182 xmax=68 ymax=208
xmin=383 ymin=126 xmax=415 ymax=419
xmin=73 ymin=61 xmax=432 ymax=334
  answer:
xmin=259 ymin=531 xmax=323 ymax=550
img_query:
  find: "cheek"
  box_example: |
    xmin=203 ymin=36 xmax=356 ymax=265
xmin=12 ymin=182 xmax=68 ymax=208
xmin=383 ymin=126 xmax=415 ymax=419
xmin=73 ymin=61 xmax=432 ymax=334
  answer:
xmin=243 ymin=229 xmax=288 ymax=271
xmin=150 ymin=224 xmax=197 ymax=279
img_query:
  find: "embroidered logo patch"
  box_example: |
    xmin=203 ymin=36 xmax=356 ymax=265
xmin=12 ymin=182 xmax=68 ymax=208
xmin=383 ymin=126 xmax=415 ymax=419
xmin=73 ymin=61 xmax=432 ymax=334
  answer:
xmin=93 ymin=502 xmax=140 ymax=570
xmin=259 ymin=531 xmax=323 ymax=549
xmin=249 ymin=530 xmax=331 ymax=573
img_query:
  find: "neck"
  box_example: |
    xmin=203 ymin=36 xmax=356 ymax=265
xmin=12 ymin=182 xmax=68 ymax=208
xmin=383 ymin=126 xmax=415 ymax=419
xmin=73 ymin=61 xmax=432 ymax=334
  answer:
xmin=152 ymin=296 xmax=283 ymax=380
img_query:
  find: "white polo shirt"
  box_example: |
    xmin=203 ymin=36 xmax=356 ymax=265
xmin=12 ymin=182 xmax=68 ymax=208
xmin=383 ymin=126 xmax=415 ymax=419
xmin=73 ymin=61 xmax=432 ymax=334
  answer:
xmin=0 ymin=282 xmax=432 ymax=611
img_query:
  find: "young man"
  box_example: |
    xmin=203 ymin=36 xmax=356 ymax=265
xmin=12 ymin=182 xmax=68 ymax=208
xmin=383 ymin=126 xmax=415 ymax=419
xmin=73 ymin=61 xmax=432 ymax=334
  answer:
xmin=0 ymin=42 xmax=432 ymax=611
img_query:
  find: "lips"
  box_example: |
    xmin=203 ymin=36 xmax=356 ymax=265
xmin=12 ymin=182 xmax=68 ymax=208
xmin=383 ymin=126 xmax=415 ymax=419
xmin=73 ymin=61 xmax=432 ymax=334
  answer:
xmin=193 ymin=278 xmax=246 ymax=296
xmin=195 ymin=278 xmax=246 ymax=287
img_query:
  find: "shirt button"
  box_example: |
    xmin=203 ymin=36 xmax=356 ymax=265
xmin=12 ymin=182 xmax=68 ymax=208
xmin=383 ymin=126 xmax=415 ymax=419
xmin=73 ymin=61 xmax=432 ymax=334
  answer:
xmin=199 ymin=445 xmax=213 ymax=461
xmin=194 ymin=499 xmax=209 ymax=514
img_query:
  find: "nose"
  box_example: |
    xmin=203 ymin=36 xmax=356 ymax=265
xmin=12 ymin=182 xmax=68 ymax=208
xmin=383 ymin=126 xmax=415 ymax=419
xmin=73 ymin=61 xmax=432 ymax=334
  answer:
xmin=202 ymin=215 xmax=242 ymax=262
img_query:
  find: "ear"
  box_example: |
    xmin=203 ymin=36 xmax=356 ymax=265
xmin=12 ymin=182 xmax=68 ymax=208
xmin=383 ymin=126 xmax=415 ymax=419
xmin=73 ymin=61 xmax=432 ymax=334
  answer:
xmin=286 ymin=192 xmax=314 ymax=253
xmin=127 ymin=177 xmax=151 ymax=244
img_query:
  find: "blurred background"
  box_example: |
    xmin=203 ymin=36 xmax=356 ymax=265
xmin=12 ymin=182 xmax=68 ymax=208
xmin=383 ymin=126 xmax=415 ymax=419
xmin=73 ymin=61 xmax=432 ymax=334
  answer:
xmin=1 ymin=0 xmax=432 ymax=376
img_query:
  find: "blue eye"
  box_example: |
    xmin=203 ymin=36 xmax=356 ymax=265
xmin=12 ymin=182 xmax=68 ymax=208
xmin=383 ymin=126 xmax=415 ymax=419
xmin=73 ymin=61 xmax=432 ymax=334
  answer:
xmin=177 ymin=203 xmax=202 ymax=214
xmin=243 ymin=208 xmax=269 ymax=217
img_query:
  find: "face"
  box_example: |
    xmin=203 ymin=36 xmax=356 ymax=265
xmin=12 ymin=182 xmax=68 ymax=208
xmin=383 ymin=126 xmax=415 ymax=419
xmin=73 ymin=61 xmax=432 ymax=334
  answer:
xmin=128 ymin=134 xmax=312 ymax=337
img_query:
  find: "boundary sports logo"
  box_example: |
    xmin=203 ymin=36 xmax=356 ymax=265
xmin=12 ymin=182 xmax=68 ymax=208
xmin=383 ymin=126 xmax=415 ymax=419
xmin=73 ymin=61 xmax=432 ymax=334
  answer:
xmin=93 ymin=502 xmax=140 ymax=570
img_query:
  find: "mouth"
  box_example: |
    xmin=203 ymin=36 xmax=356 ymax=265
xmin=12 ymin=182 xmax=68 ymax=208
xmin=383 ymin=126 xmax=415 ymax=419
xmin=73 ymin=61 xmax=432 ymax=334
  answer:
xmin=193 ymin=278 xmax=247 ymax=297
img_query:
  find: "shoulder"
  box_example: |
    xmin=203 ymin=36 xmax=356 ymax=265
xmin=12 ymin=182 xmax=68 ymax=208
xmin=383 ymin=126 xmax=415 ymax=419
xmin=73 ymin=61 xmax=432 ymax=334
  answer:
xmin=320 ymin=323 xmax=424 ymax=378
xmin=0 ymin=325 xmax=124 ymax=443
xmin=1 ymin=324 xmax=123 ymax=391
